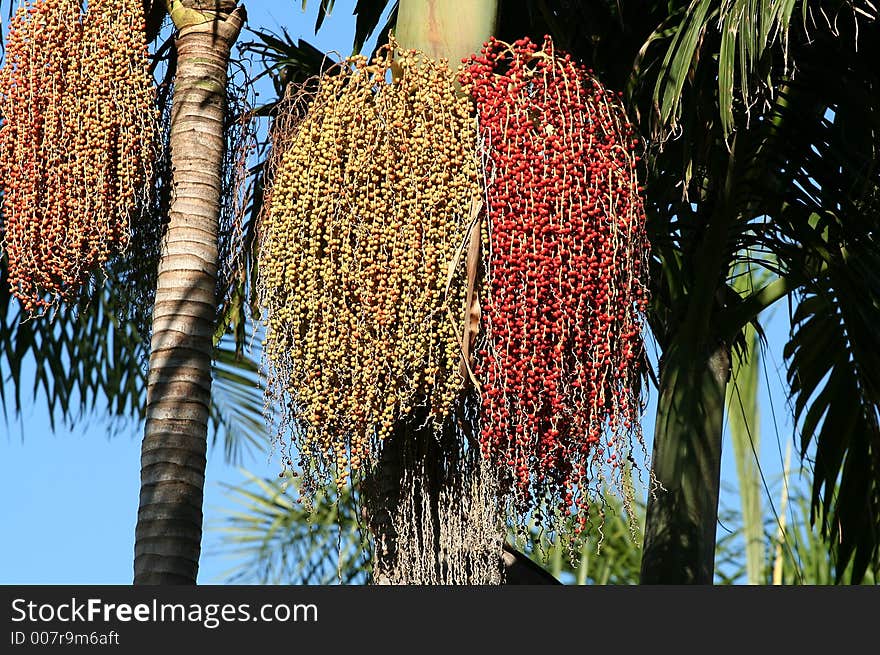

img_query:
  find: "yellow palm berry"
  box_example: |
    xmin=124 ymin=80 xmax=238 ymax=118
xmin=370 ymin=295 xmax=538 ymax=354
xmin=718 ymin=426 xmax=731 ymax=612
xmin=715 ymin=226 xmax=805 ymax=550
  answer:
xmin=259 ymin=39 xmax=480 ymax=490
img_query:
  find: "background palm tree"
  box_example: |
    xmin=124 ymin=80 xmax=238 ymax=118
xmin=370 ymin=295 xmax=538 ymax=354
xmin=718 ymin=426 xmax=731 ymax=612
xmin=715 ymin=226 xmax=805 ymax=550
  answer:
xmin=635 ymin=0 xmax=880 ymax=583
xmin=133 ymin=0 xmax=248 ymax=585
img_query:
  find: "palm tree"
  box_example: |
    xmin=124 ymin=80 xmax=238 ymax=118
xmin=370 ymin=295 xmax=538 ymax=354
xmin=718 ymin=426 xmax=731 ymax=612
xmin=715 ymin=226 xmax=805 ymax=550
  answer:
xmin=0 ymin=0 xmax=261 ymax=586
xmin=634 ymin=1 xmax=880 ymax=584
xmin=134 ymin=0 xmax=247 ymax=585
xmin=0 ymin=0 xmax=276 ymax=582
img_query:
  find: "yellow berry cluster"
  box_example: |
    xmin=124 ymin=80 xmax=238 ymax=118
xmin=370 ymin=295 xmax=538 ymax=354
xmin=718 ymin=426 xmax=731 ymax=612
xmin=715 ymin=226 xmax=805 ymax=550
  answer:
xmin=0 ymin=0 xmax=157 ymax=313
xmin=259 ymin=40 xmax=481 ymax=487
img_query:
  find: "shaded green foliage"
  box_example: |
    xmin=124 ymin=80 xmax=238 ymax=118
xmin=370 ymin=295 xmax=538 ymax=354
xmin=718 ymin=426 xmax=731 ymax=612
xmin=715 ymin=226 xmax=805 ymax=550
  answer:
xmin=0 ymin=261 xmax=145 ymax=428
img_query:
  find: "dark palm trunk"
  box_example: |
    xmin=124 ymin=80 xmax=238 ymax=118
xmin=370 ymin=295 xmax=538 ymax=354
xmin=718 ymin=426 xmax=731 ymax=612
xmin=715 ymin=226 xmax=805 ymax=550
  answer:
xmin=640 ymin=144 xmax=740 ymax=584
xmin=640 ymin=341 xmax=730 ymax=584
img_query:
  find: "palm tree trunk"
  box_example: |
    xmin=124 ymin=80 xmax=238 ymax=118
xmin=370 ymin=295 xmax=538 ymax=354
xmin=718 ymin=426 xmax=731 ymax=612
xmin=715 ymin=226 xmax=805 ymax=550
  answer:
xmin=640 ymin=140 xmax=741 ymax=585
xmin=640 ymin=338 xmax=730 ymax=584
xmin=134 ymin=1 xmax=245 ymax=585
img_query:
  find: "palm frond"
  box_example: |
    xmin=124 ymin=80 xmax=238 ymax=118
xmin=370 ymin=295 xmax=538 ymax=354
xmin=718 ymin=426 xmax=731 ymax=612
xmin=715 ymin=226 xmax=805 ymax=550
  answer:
xmin=210 ymin=470 xmax=369 ymax=584
xmin=0 ymin=266 xmax=147 ymax=428
xmin=2 ymin=256 xmax=270 ymax=467
xmin=769 ymin=488 xmax=878 ymax=584
xmin=353 ymin=0 xmax=397 ymax=54
xmin=210 ymin=337 xmax=266 ymax=464
xmin=643 ymin=0 xmax=874 ymax=140
xmin=240 ymin=27 xmax=336 ymax=109
xmin=744 ymin=20 xmax=880 ymax=582
xmin=785 ymin=250 xmax=880 ymax=583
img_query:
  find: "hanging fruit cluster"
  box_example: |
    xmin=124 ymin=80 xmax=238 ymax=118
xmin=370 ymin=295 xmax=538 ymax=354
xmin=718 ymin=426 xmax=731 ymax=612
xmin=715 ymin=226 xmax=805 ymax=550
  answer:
xmin=460 ymin=37 xmax=649 ymax=528
xmin=259 ymin=41 xmax=481 ymax=488
xmin=260 ymin=33 xmax=650 ymax=537
xmin=0 ymin=0 xmax=156 ymax=313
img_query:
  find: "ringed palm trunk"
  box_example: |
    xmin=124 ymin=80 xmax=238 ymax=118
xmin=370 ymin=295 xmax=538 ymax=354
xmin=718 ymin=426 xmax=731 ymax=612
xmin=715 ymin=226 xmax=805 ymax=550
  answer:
xmin=395 ymin=0 xmax=498 ymax=64
xmin=134 ymin=0 xmax=245 ymax=585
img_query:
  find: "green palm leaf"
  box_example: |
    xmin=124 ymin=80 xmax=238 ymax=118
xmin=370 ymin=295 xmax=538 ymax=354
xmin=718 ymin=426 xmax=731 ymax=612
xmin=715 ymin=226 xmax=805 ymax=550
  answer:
xmin=211 ymin=469 xmax=369 ymax=584
xmin=0 ymin=265 xmax=146 ymax=427
xmin=644 ymin=1 xmax=874 ymax=139
xmin=785 ymin=253 xmax=880 ymax=582
xmin=211 ymin=336 xmax=266 ymax=464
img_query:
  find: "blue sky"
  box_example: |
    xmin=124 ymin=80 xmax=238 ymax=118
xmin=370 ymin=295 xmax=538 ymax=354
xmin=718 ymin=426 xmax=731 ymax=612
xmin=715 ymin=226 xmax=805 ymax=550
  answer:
xmin=0 ymin=1 xmax=803 ymax=585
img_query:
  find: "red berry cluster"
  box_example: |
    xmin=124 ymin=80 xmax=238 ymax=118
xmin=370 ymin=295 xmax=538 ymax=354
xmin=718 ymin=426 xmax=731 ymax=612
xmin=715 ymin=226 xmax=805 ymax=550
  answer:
xmin=0 ymin=0 xmax=156 ymax=314
xmin=461 ymin=37 xmax=649 ymax=528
